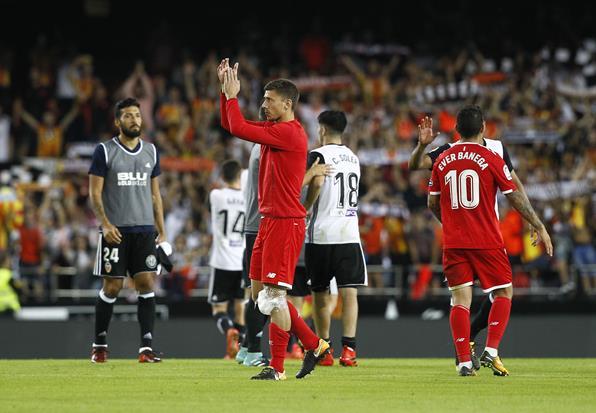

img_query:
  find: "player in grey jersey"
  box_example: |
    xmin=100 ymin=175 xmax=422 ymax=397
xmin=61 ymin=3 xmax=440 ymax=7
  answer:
xmin=88 ymin=98 xmax=166 ymax=363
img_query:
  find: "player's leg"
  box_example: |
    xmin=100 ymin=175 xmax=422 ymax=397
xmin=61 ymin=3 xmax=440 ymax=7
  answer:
xmin=475 ymin=248 xmax=513 ymax=376
xmin=335 ymin=243 xmax=367 ymax=367
xmin=92 ymin=276 xmax=123 ymax=362
xmin=130 ymin=232 xmax=161 ymax=362
xmin=243 ymin=230 xmax=269 ymax=366
xmin=339 ymin=287 xmax=358 ymax=366
xmin=450 ymin=285 xmax=474 ymax=375
xmin=251 ymin=284 xmax=290 ymax=380
xmin=134 ymin=271 xmax=161 ymax=362
xmin=286 ymin=294 xmax=304 ymax=359
xmin=470 ymin=295 xmax=492 ymax=341
xmin=208 ymin=268 xmax=239 ymax=358
xmin=91 ymin=232 xmax=126 ymax=363
xmin=443 ymin=249 xmax=475 ymax=376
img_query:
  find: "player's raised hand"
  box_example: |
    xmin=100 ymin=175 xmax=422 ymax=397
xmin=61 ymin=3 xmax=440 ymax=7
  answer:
xmin=223 ymin=63 xmax=240 ymax=99
xmin=217 ymin=58 xmax=230 ymax=85
xmin=417 ymin=116 xmax=440 ymax=146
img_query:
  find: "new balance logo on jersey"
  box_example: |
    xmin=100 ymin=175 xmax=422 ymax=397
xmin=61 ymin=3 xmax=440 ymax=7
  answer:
xmin=266 ymin=272 xmax=277 ymax=279
xmin=117 ymin=172 xmax=148 ymax=186
xmin=145 ymin=162 xmax=151 ymax=168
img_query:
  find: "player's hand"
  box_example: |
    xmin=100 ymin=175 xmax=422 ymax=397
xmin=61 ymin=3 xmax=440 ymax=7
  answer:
xmin=309 ymin=158 xmax=335 ymax=177
xmin=155 ymin=233 xmax=167 ymax=245
xmin=223 ymin=63 xmax=240 ymax=99
xmin=217 ymin=58 xmax=230 ymax=85
xmin=103 ymin=222 xmax=122 ymax=245
xmin=529 ymin=226 xmax=538 ymax=246
xmin=417 ymin=116 xmax=440 ymax=146
xmin=537 ymin=226 xmax=553 ymax=257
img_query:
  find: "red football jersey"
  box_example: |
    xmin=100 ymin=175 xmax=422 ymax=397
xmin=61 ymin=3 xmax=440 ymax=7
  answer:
xmin=221 ymin=95 xmax=307 ymax=218
xmin=429 ymin=142 xmax=517 ymax=249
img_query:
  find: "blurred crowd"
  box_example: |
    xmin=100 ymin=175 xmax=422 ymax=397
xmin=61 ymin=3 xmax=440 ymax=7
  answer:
xmin=0 ymin=26 xmax=594 ymax=306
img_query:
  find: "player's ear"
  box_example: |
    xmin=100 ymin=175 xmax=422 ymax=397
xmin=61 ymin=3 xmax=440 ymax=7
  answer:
xmin=114 ymin=117 xmax=120 ymax=129
xmin=481 ymin=121 xmax=486 ymax=135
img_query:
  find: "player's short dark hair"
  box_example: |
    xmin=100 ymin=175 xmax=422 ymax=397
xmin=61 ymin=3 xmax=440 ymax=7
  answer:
xmin=221 ymin=159 xmax=241 ymax=184
xmin=317 ymin=110 xmax=347 ymax=134
xmin=456 ymin=105 xmax=484 ymax=138
xmin=264 ymin=79 xmax=299 ymax=109
xmin=114 ymin=98 xmax=141 ymax=119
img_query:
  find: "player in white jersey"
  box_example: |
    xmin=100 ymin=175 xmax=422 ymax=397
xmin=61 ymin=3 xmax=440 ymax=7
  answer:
xmin=209 ymin=159 xmax=246 ymax=359
xmin=304 ymin=111 xmax=367 ymax=367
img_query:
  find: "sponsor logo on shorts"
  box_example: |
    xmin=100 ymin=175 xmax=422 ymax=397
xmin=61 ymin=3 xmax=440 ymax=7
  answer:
xmin=146 ymin=254 xmax=157 ymax=269
xmin=266 ymin=272 xmax=276 ymax=279
xmin=104 ymin=261 xmax=112 ymax=273
xmin=490 ymin=321 xmax=499 ymax=326
xmin=456 ymin=337 xmax=466 ymax=342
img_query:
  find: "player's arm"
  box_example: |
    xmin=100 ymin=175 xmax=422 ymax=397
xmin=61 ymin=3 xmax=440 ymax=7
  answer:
xmin=427 ymin=165 xmax=441 ymax=223
xmin=302 ymin=158 xmax=333 ymax=187
xmin=150 ymin=148 xmax=166 ymax=244
xmin=505 ymin=191 xmax=553 ymax=256
xmin=427 ymin=194 xmax=441 ymax=223
xmin=88 ymin=145 xmax=121 ymax=244
xmin=222 ymin=63 xmax=297 ymax=150
xmin=303 ymin=153 xmax=327 ymax=210
xmin=408 ymin=116 xmax=439 ymax=170
xmin=218 ymin=58 xmax=231 ymax=132
xmin=151 ymin=177 xmax=166 ymax=244
xmin=89 ymin=175 xmax=122 ymax=245
xmin=226 ymin=99 xmax=297 ymax=150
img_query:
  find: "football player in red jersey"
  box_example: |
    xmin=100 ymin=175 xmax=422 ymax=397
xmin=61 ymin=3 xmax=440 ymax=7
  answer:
xmin=219 ymin=59 xmax=329 ymax=380
xmin=410 ymin=115 xmax=538 ymax=370
xmin=428 ymin=105 xmax=553 ymax=376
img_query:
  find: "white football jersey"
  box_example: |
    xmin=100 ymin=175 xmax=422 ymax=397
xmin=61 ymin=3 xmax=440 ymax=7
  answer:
xmin=209 ymin=187 xmax=245 ymax=270
xmin=306 ymin=144 xmax=361 ymax=244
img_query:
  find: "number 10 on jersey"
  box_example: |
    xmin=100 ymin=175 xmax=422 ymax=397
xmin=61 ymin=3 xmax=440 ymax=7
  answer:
xmin=444 ymin=169 xmax=480 ymax=209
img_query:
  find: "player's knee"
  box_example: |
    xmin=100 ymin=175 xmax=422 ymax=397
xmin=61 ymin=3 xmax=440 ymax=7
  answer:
xmin=493 ymin=286 xmax=513 ymax=299
xmin=256 ymin=286 xmax=288 ymax=315
xmin=102 ymin=280 xmax=122 ymax=298
xmin=251 ymin=280 xmax=263 ymax=301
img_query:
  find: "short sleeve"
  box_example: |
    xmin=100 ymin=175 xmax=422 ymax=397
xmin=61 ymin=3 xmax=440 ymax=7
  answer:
xmin=490 ymin=155 xmax=517 ymax=194
xmin=426 ymin=143 xmax=451 ymax=170
xmin=151 ymin=146 xmax=161 ymax=178
xmin=307 ymin=151 xmax=325 ymax=168
xmin=502 ymin=143 xmax=514 ymax=172
xmin=88 ymin=144 xmax=107 ymax=177
xmin=428 ymin=166 xmax=441 ymax=195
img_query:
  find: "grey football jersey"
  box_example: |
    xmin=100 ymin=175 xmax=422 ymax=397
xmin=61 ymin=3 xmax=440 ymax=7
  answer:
xmin=101 ymin=138 xmax=157 ymax=227
xmin=243 ymin=144 xmax=261 ymax=233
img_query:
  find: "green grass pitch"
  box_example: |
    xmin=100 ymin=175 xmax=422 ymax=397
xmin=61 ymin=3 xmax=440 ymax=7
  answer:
xmin=1 ymin=359 xmax=595 ymax=412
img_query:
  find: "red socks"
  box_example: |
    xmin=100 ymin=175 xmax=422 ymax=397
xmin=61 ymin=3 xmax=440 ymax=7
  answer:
xmin=450 ymin=305 xmax=471 ymax=362
xmin=287 ymin=301 xmax=319 ymax=351
xmin=486 ymin=296 xmax=512 ymax=350
xmin=269 ymin=322 xmax=289 ymax=373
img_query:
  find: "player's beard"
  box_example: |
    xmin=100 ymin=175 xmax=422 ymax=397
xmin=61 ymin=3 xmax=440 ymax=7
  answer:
xmin=121 ymin=125 xmax=141 ymax=138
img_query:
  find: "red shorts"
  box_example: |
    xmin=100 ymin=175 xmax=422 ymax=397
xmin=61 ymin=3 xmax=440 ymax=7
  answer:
xmin=443 ymin=248 xmax=512 ymax=293
xmin=249 ymin=216 xmax=305 ymax=289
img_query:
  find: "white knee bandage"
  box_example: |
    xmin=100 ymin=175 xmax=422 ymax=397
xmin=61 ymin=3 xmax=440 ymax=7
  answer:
xmin=256 ymin=287 xmax=288 ymax=315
